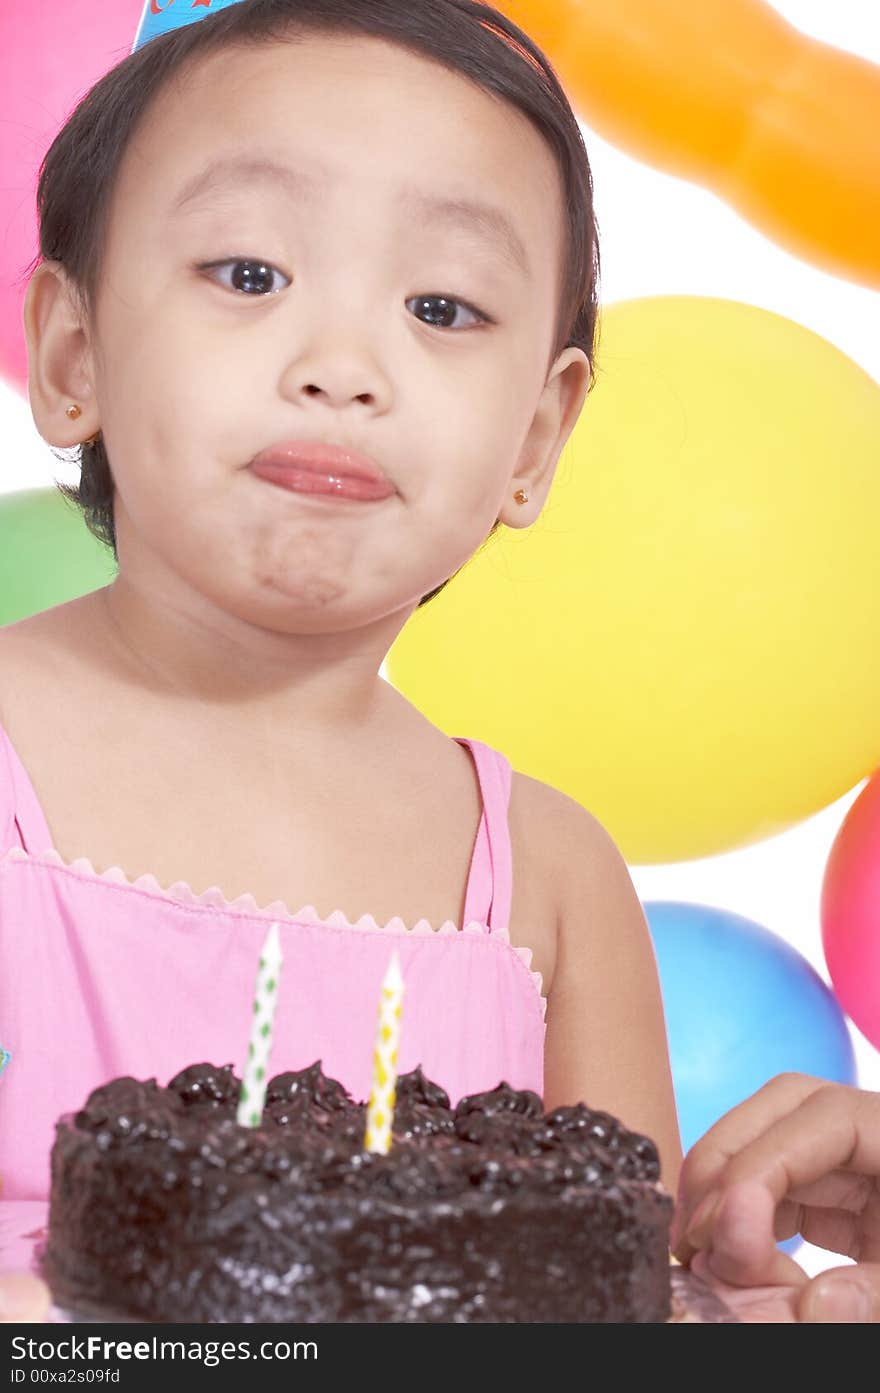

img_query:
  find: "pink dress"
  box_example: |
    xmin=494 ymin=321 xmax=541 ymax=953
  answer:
xmin=0 ymin=719 xmax=546 ymax=1207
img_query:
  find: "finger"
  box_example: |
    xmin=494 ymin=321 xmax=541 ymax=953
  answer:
xmin=785 ymin=1170 xmax=873 ymax=1214
xmin=675 ymin=1082 xmax=880 ymax=1247
xmin=674 ymin=1172 xmax=873 ymax=1263
xmin=682 ymin=1180 xmax=810 ymax=1288
xmin=673 ymin=1074 xmax=828 ymax=1241
xmin=675 ymin=1191 xmax=869 ymax=1270
xmin=772 ymin=1198 xmax=804 ymax=1241
xmin=799 ymin=1263 xmax=880 ymax=1323
xmin=679 ymin=1186 xmax=802 ymax=1264
xmin=718 ymin=1087 xmax=880 ymax=1199
xmin=0 ymin=1273 xmax=52 ymax=1323
xmin=799 ymin=1204 xmax=867 ymax=1261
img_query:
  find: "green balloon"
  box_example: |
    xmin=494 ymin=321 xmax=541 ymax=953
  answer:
xmin=0 ymin=488 xmax=117 ymax=625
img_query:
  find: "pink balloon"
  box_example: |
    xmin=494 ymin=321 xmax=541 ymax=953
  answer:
xmin=0 ymin=0 xmax=144 ymax=394
xmin=821 ymin=771 xmax=880 ymax=1052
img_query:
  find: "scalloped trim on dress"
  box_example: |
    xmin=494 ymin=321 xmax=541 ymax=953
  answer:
xmin=2 ymin=845 xmax=546 ymax=1016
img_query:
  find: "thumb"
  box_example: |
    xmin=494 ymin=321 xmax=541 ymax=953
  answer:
xmin=799 ymin=1265 xmax=880 ymax=1324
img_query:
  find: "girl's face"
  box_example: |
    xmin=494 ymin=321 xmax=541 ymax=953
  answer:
xmin=78 ymin=34 xmax=589 ymax=632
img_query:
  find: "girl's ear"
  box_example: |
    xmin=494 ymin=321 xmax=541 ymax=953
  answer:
xmin=499 ymin=346 xmax=591 ymax=528
xmin=22 ymin=260 xmax=100 ymax=447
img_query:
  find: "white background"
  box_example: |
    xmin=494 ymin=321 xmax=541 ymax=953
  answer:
xmin=2 ymin=1 xmax=878 ymax=1278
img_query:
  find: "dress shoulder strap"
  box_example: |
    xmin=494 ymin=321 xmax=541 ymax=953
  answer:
xmin=0 ymin=718 xmax=54 ymax=856
xmin=453 ymin=736 xmax=513 ymax=932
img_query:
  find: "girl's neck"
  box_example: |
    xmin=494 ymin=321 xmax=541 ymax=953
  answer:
xmin=75 ymin=581 xmax=410 ymax=750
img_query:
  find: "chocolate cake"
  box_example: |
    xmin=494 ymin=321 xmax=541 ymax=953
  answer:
xmin=41 ymin=1062 xmax=673 ymax=1323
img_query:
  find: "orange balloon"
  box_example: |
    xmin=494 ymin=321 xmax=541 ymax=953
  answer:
xmin=501 ymin=0 xmax=880 ymax=288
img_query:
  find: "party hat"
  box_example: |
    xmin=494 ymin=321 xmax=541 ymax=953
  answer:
xmin=132 ymin=0 xmax=248 ymax=54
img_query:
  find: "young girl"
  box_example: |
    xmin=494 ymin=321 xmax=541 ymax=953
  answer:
xmin=0 ymin=0 xmax=681 ymax=1224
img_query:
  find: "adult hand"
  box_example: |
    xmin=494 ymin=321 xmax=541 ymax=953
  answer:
xmin=671 ymin=1074 xmax=880 ymax=1322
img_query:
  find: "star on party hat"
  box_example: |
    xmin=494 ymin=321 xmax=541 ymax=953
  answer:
xmin=132 ymin=0 xmax=248 ymax=54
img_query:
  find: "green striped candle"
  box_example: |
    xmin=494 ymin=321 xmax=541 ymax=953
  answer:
xmin=236 ymin=922 xmax=284 ymax=1127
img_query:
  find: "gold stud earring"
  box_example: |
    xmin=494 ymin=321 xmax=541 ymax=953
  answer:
xmin=65 ymin=403 xmax=101 ymax=446
xmin=513 ymin=488 xmax=530 ymax=505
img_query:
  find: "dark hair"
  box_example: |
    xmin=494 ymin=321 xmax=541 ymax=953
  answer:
xmin=22 ymin=0 xmax=600 ymax=607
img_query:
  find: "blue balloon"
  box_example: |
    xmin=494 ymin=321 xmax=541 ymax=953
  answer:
xmin=644 ymin=902 xmax=858 ymax=1256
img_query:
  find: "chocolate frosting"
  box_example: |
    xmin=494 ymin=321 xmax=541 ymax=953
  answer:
xmin=69 ymin=1061 xmax=663 ymax=1196
xmin=43 ymin=1062 xmax=673 ymax=1323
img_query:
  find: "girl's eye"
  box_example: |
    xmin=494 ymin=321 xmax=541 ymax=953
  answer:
xmin=199 ymin=260 xmax=489 ymax=330
xmin=406 ymin=294 xmax=488 ymax=331
xmin=200 ymin=258 xmax=290 ymax=295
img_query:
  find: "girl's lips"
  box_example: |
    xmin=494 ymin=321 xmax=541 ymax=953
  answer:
xmin=249 ymin=460 xmax=395 ymax=501
xmin=248 ymin=440 xmax=395 ymax=501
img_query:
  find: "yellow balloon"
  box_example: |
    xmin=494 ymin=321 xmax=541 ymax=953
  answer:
xmin=386 ymin=297 xmax=880 ymax=864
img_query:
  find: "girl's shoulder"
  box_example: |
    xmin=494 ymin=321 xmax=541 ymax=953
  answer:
xmin=0 ymin=599 xmax=112 ymax=825
xmin=0 ymin=614 xmax=68 ymax=848
xmin=0 ymin=604 xmax=77 ymax=720
xmin=0 ymin=592 xmax=102 ymax=682
xmin=508 ymin=766 xmax=611 ymax=888
xmin=0 ymin=613 xmax=43 ymax=718
xmin=506 ymin=766 xmax=617 ymax=995
xmin=0 ymin=595 xmax=88 ymax=659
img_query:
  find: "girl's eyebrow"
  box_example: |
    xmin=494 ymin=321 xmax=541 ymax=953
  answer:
xmin=169 ymin=152 xmax=532 ymax=280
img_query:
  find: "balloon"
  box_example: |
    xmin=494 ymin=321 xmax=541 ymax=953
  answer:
xmin=502 ymin=0 xmax=880 ymax=289
xmin=643 ymin=901 xmax=858 ymax=1159
xmin=0 ymin=489 xmax=116 ymax=626
xmin=4 ymin=1 xmax=879 ymax=399
xmin=387 ymin=296 xmax=880 ymax=863
xmin=821 ymin=772 xmax=880 ymax=1052
xmin=0 ymin=0 xmax=145 ymax=393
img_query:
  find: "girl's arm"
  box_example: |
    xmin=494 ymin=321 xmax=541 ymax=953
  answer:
xmin=542 ymin=800 xmax=683 ymax=1193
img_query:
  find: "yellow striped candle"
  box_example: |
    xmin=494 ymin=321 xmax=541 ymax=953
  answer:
xmin=236 ymin=922 xmax=284 ymax=1127
xmin=364 ymin=950 xmax=404 ymax=1154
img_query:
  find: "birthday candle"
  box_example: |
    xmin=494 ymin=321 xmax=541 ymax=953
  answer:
xmin=236 ymin=922 xmax=283 ymax=1127
xmin=364 ymin=950 xmax=405 ymax=1154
